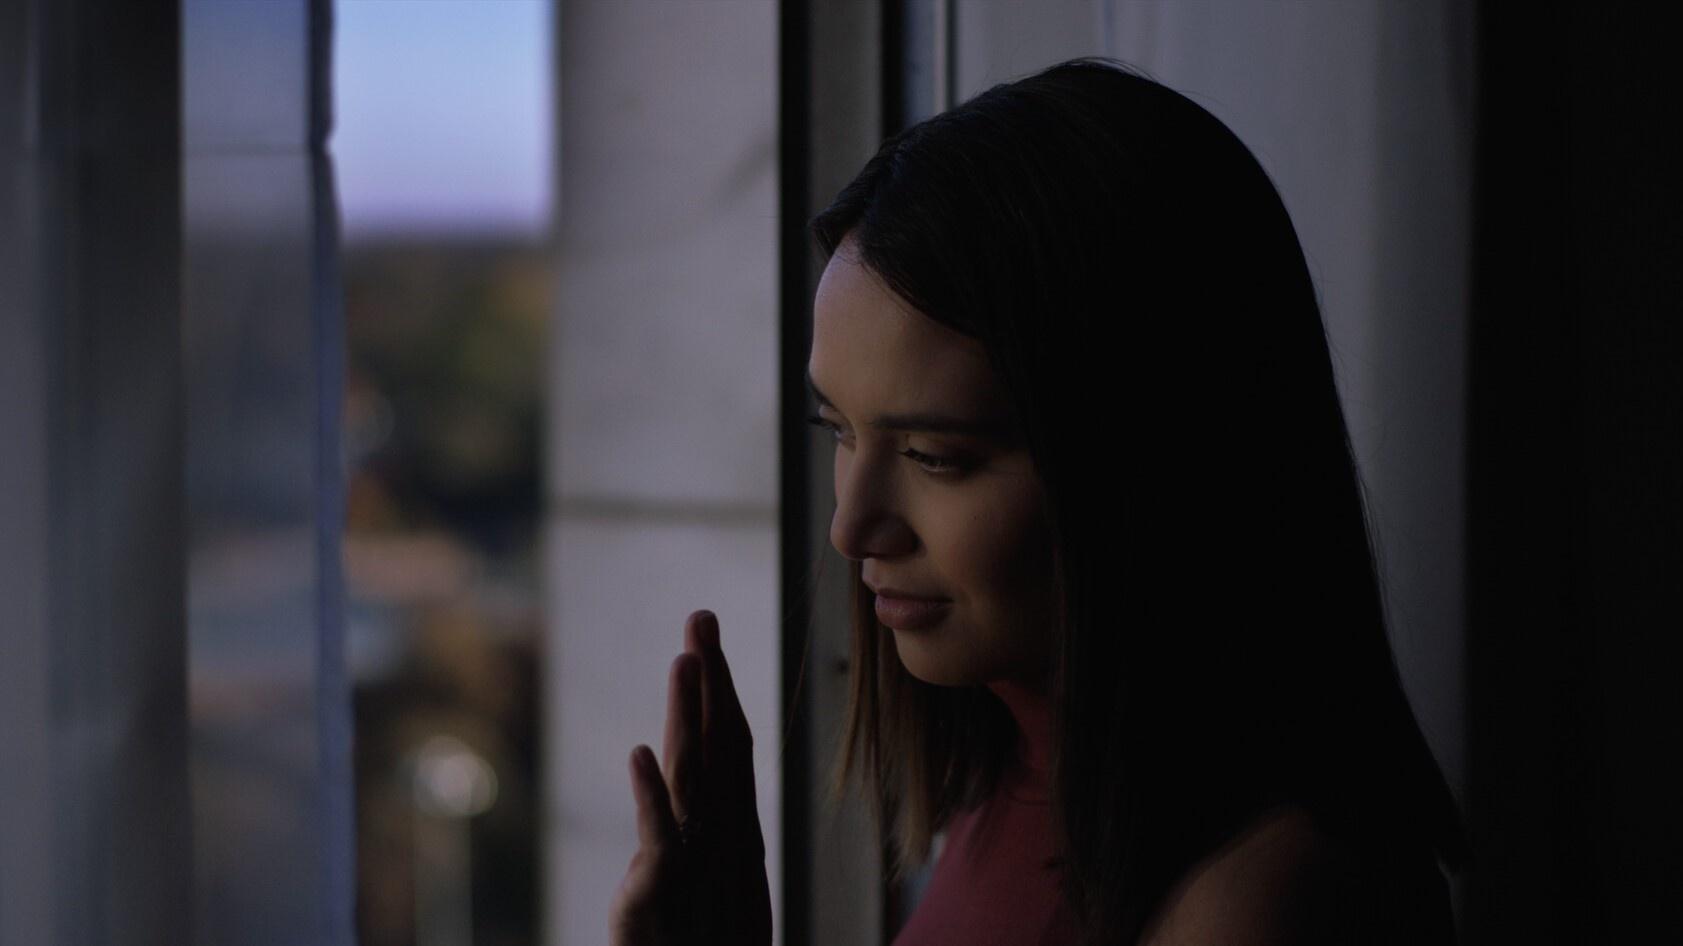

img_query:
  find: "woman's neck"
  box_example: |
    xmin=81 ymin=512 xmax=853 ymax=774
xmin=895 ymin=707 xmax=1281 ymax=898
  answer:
xmin=985 ymin=676 xmax=1054 ymax=775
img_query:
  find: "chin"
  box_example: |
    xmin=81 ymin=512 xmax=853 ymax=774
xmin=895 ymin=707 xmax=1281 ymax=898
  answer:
xmin=890 ymin=631 xmax=986 ymax=687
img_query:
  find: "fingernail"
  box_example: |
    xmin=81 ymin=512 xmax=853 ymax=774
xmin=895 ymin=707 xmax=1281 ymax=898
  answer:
xmin=697 ymin=610 xmax=719 ymax=649
xmin=633 ymin=745 xmax=655 ymax=775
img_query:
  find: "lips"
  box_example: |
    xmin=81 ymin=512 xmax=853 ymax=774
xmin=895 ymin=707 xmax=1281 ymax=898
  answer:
xmin=871 ymin=591 xmax=951 ymax=630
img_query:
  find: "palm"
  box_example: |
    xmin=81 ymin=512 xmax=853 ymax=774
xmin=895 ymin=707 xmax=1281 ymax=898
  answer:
xmin=611 ymin=611 xmax=773 ymax=946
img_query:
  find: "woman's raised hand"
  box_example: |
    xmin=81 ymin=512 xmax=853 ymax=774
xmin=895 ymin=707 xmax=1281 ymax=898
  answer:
xmin=610 ymin=610 xmax=774 ymax=946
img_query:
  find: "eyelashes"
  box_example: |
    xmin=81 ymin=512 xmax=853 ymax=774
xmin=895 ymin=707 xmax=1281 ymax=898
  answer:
xmin=803 ymin=414 xmax=968 ymax=475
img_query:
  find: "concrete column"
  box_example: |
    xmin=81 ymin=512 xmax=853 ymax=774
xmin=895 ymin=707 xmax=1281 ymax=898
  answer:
xmin=546 ymin=3 xmax=780 ymax=944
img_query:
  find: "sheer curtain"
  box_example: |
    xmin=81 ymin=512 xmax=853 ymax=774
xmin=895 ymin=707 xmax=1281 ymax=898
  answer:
xmin=1 ymin=2 xmax=190 ymax=942
xmin=0 ymin=2 xmax=352 ymax=944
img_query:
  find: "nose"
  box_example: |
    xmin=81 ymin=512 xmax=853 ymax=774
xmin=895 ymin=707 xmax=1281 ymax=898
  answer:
xmin=828 ymin=450 xmax=917 ymax=563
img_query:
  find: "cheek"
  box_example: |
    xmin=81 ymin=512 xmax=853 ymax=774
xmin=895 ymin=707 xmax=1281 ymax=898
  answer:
xmin=958 ymin=483 xmax=1055 ymax=615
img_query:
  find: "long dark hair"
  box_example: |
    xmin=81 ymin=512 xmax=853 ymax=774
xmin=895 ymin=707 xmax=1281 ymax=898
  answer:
xmin=814 ymin=58 xmax=1469 ymax=945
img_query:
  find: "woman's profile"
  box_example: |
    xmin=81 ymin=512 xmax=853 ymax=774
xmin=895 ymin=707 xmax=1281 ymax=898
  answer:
xmin=609 ymin=58 xmax=1468 ymax=946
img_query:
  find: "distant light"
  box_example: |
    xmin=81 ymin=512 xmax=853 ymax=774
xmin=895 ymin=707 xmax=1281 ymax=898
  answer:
xmin=412 ymin=735 xmax=500 ymax=818
xmin=331 ymin=0 xmax=552 ymax=241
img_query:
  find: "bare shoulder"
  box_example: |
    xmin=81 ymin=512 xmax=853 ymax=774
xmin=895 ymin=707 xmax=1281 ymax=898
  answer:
xmin=1135 ymin=805 xmax=1448 ymax=946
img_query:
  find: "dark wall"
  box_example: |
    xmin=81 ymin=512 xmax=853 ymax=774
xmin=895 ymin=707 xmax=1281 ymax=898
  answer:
xmin=1466 ymin=4 xmax=1681 ymax=943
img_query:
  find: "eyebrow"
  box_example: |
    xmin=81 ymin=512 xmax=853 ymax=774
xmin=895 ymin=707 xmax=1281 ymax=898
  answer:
xmin=806 ymin=371 xmax=1015 ymax=441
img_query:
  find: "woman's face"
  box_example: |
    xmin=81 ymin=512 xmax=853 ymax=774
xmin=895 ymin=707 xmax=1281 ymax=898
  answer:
xmin=807 ymin=240 xmax=1057 ymax=690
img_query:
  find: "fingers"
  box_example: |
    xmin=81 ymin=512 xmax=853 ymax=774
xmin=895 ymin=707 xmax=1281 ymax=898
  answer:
xmin=685 ymin=611 xmax=764 ymax=852
xmin=661 ymin=653 xmax=703 ymax=824
xmin=628 ymin=745 xmax=678 ymax=853
xmin=688 ymin=611 xmax=752 ymax=749
xmin=683 ymin=608 xmax=713 ymax=657
xmin=620 ymin=745 xmax=683 ymax=942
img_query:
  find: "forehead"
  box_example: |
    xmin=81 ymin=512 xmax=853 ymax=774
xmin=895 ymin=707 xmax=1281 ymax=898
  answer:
xmin=809 ymin=249 xmax=1001 ymax=411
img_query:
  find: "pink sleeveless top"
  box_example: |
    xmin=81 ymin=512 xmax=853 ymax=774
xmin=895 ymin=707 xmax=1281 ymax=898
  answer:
xmin=890 ymin=680 xmax=1082 ymax=946
xmin=889 ymin=683 xmax=1460 ymax=945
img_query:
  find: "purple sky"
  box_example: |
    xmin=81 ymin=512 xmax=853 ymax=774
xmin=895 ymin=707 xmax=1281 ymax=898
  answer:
xmin=332 ymin=0 xmax=553 ymax=241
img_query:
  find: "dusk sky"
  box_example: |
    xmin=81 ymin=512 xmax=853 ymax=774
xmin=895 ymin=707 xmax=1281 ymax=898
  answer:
xmin=332 ymin=0 xmax=553 ymax=240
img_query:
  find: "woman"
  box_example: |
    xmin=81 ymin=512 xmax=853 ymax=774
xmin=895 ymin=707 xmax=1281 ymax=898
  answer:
xmin=611 ymin=58 xmax=1468 ymax=945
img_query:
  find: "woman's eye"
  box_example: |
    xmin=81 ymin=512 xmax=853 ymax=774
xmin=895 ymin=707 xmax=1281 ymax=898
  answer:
xmin=900 ymin=447 xmax=967 ymax=475
xmin=806 ymin=415 xmax=970 ymax=476
xmin=805 ymin=414 xmax=845 ymax=443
